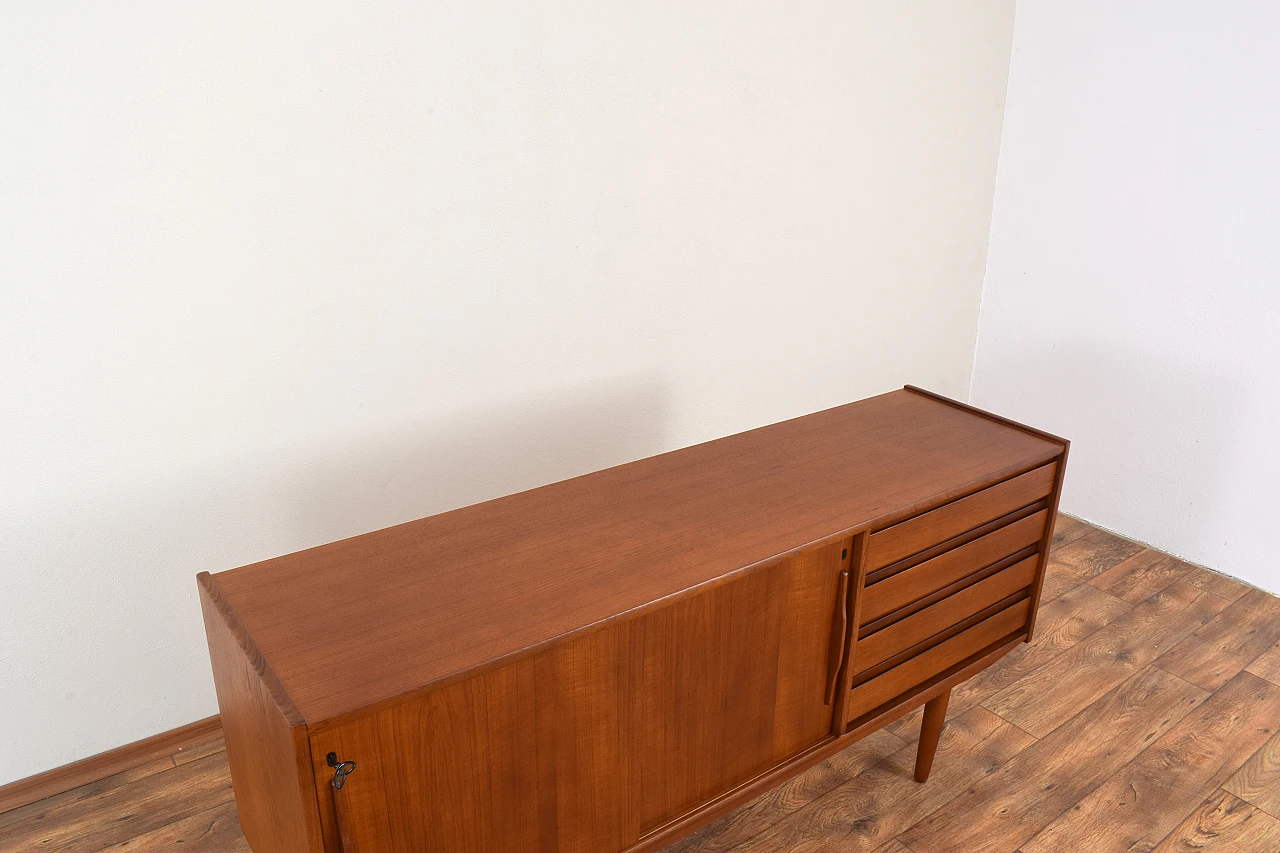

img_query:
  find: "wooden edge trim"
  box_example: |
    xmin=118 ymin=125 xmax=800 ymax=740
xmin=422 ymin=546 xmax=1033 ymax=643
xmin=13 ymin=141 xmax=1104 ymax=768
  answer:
xmin=903 ymin=385 xmax=1070 ymax=447
xmin=297 ymin=727 xmax=331 ymax=853
xmin=197 ymin=571 xmax=306 ymax=727
xmin=1026 ymin=441 xmax=1071 ymax=641
xmin=199 ymin=575 xmax=327 ymax=853
xmin=0 ymin=715 xmax=223 ymax=815
xmin=627 ymin=633 xmax=1025 ymax=853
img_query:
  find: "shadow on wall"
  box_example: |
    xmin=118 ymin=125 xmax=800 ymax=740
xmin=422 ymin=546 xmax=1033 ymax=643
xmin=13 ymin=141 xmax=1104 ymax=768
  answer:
xmin=0 ymin=373 xmax=672 ymax=785
xmin=974 ymin=337 xmax=1247 ymax=565
xmin=280 ymin=374 xmax=674 ymax=550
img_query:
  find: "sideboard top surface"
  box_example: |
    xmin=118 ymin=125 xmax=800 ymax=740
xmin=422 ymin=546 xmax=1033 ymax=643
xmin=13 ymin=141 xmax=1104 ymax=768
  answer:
xmin=207 ymin=388 xmax=1064 ymax=724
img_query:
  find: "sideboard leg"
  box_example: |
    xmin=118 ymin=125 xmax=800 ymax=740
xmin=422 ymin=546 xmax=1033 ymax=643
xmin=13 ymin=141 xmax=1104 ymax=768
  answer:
xmin=914 ymin=689 xmax=951 ymax=783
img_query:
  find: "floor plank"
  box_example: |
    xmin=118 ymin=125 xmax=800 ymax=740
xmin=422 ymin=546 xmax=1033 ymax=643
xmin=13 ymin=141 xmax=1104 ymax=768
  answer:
xmin=698 ymin=707 xmax=1032 ymax=853
xmin=1223 ymin=726 xmax=1280 ymax=819
xmin=898 ymin=666 xmax=1208 ymax=853
xmin=885 ymin=581 xmax=1131 ymax=742
xmin=1020 ymin=671 xmax=1280 ymax=853
xmin=874 ymin=843 xmax=915 ymax=853
xmin=1037 ymin=528 xmax=1145 ymax=603
xmin=1155 ymin=588 xmax=1280 ymax=691
xmin=1246 ymin=640 xmax=1280 ymax=687
xmin=984 ymin=580 xmax=1229 ymax=737
xmin=108 ymin=800 xmax=250 ymax=852
xmin=1050 ymin=515 xmax=1093 ymax=551
xmin=665 ymin=729 xmax=905 ymax=853
xmin=0 ymin=757 xmax=177 ymax=833
xmin=1183 ymin=565 xmax=1253 ymax=603
xmin=0 ymin=752 xmax=234 ymax=853
xmin=1089 ymin=548 xmax=1193 ymax=604
xmin=170 ymin=738 xmax=226 ymax=768
xmin=1150 ymin=789 xmax=1280 ymax=853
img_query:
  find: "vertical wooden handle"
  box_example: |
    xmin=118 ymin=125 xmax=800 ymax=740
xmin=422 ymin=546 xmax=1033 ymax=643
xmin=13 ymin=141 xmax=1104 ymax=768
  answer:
xmin=825 ymin=569 xmax=851 ymax=705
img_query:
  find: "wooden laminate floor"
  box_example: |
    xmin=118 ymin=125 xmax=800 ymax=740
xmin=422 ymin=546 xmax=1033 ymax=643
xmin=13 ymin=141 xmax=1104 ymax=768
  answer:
xmin=5 ymin=518 xmax=1280 ymax=852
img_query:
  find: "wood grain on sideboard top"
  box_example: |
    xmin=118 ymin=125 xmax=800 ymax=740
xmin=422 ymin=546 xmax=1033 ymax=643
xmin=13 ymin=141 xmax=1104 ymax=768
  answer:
xmin=203 ymin=388 xmax=1066 ymax=725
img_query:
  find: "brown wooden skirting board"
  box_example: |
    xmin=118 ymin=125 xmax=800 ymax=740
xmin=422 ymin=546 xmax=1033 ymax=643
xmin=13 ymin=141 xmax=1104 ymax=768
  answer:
xmin=0 ymin=715 xmax=222 ymax=815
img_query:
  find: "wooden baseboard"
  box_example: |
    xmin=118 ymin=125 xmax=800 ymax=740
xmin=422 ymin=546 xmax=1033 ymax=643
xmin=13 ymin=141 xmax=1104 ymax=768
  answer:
xmin=0 ymin=715 xmax=223 ymax=815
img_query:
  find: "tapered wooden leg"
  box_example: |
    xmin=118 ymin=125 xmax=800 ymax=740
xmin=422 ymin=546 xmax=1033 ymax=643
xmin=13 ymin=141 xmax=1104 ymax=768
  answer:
xmin=914 ymin=689 xmax=950 ymax=783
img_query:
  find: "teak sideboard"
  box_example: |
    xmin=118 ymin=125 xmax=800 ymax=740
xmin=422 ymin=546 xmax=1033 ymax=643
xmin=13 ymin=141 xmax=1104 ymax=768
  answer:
xmin=198 ymin=386 xmax=1069 ymax=853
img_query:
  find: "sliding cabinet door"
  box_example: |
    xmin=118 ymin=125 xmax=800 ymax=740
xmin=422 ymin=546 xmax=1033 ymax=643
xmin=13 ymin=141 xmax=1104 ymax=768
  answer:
xmin=630 ymin=538 xmax=851 ymax=837
xmin=308 ymin=539 xmax=851 ymax=853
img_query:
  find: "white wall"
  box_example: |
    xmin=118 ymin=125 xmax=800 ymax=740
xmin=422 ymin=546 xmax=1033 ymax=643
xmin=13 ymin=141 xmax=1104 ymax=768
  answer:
xmin=0 ymin=2 xmax=1014 ymax=784
xmin=973 ymin=1 xmax=1280 ymax=593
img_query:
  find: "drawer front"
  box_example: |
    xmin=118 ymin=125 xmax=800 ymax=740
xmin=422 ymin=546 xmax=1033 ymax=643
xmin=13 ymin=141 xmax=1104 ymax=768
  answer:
xmin=860 ymin=509 xmax=1047 ymax=625
xmin=844 ymin=597 xmax=1031 ymax=724
xmin=853 ymin=554 xmax=1038 ymax=674
xmin=866 ymin=463 xmax=1056 ymax=573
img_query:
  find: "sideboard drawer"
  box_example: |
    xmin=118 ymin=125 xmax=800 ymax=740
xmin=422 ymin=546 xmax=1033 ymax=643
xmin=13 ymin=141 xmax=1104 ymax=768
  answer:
xmin=844 ymin=597 xmax=1031 ymax=724
xmin=860 ymin=509 xmax=1047 ymax=625
xmin=852 ymin=554 xmax=1038 ymax=674
xmin=866 ymin=462 xmax=1056 ymax=573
